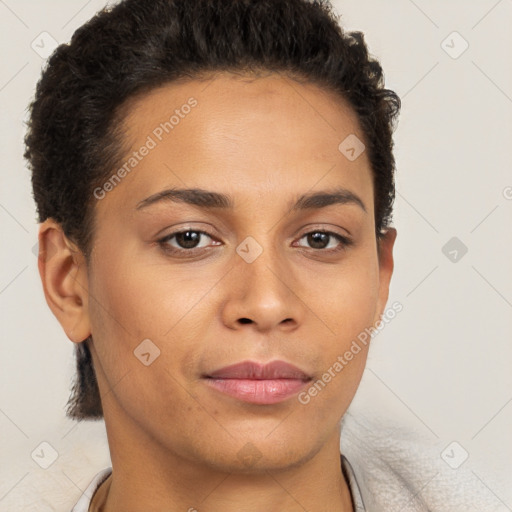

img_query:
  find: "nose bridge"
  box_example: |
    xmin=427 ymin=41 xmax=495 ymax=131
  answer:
xmin=237 ymin=232 xmax=288 ymax=299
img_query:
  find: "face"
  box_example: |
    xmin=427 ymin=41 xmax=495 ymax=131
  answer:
xmin=44 ymin=71 xmax=396 ymax=473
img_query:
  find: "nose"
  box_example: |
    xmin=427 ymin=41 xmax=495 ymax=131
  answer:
xmin=220 ymin=240 xmax=306 ymax=333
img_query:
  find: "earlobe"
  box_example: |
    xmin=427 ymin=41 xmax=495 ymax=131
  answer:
xmin=37 ymin=219 xmax=91 ymax=344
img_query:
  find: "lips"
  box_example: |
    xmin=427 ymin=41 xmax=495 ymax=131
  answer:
xmin=203 ymin=360 xmax=312 ymax=405
xmin=206 ymin=360 xmax=311 ymax=380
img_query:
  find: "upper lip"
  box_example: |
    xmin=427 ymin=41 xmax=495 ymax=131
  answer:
xmin=205 ymin=360 xmax=312 ymax=380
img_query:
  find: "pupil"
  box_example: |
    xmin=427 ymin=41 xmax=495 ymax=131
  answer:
xmin=309 ymin=232 xmax=328 ymax=249
xmin=177 ymin=231 xmax=200 ymax=248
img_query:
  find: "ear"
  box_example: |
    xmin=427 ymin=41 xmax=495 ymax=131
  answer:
xmin=373 ymin=227 xmax=397 ymax=323
xmin=37 ymin=219 xmax=91 ymax=344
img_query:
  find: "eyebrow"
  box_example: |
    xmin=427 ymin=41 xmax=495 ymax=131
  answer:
xmin=135 ymin=186 xmax=367 ymax=213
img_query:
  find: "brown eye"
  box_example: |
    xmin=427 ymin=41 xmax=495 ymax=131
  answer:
xmin=296 ymin=230 xmax=353 ymax=252
xmin=306 ymin=232 xmax=330 ymax=249
xmin=173 ymin=230 xmax=203 ymax=249
xmin=158 ymin=229 xmax=220 ymax=255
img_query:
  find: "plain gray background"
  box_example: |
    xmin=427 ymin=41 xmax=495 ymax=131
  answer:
xmin=1 ymin=0 xmax=511 ymax=510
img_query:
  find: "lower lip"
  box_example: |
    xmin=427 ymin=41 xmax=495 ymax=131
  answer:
xmin=203 ymin=378 xmax=310 ymax=405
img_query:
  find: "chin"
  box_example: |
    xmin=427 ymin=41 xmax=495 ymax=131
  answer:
xmin=187 ymin=431 xmax=322 ymax=474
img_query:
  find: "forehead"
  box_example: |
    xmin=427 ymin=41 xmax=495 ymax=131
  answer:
xmin=122 ymin=71 xmax=365 ymax=151
xmin=97 ymin=71 xmax=372 ymax=214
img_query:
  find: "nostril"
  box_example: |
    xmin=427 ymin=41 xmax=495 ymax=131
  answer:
xmin=239 ymin=318 xmax=252 ymax=324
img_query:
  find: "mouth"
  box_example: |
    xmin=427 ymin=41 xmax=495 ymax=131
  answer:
xmin=202 ymin=360 xmax=312 ymax=405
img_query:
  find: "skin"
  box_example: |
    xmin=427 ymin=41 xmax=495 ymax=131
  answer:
xmin=38 ymin=71 xmax=396 ymax=512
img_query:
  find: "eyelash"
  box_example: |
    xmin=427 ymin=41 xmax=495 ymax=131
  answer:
xmin=157 ymin=228 xmax=353 ymax=257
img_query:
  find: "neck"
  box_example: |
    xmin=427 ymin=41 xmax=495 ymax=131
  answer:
xmin=100 ymin=409 xmax=354 ymax=512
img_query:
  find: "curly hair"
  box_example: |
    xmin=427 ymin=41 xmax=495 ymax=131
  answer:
xmin=24 ymin=0 xmax=401 ymax=420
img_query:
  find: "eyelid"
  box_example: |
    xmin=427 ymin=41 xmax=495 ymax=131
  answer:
xmin=295 ymin=223 xmax=352 ymax=239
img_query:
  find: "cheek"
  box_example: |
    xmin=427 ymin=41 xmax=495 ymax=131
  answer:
xmin=87 ymin=253 xmax=208 ymax=427
xmin=89 ymin=238 xmax=207 ymax=337
xmin=301 ymin=252 xmax=379 ymax=402
xmin=296 ymin=268 xmax=379 ymax=424
xmin=314 ymin=252 xmax=380 ymax=347
xmin=87 ymin=243 xmax=217 ymax=384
